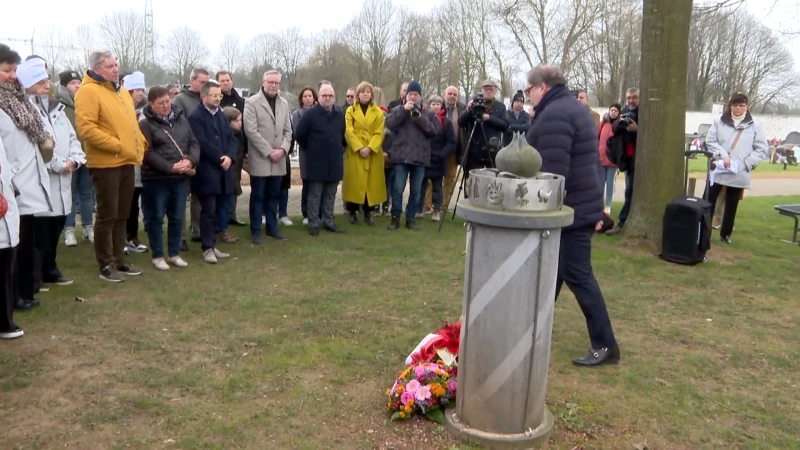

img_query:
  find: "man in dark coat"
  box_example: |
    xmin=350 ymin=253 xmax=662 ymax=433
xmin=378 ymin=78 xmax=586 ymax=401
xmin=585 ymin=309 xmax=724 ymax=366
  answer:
xmin=458 ymin=79 xmax=509 ymax=172
xmin=385 ymin=80 xmax=438 ymax=230
xmin=294 ymin=84 xmax=346 ymax=236
xmin=187 ymin=81 xmax=238 ymax=264
xmin=216 ymin=70 xmax=248 ymax=227
xmin=525 ymin=65 xmax=620 ymax=367
xmin=606 ymin=87 xmax=640 ymax=235
xmin=504 ymin=90 xmax=531 ymax=146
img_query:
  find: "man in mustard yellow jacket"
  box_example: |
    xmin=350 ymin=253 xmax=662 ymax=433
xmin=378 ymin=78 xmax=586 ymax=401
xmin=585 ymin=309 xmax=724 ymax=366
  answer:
xmin=74 ymin=50 xmax=146 ymax=283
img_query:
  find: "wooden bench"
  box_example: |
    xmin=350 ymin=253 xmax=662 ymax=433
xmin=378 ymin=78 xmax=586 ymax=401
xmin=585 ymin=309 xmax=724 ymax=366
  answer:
xmin=775 ymin=205 xmax=800 ymax=244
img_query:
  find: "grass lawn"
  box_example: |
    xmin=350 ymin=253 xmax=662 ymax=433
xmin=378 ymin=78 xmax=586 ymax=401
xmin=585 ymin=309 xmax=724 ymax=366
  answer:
xmin=687 ymin=157 xmax=800 ymax=176
xmin=1 ymin=195 xmax=799 ymax=449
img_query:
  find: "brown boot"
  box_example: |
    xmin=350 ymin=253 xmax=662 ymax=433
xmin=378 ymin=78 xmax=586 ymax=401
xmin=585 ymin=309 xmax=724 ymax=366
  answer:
xmin=218 ymin=230 xmax=239 ymax=243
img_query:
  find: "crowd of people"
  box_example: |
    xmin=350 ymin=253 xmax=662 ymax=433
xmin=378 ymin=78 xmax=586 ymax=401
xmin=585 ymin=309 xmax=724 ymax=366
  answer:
xmin=1 ymin=42 xmax=767 ymax=367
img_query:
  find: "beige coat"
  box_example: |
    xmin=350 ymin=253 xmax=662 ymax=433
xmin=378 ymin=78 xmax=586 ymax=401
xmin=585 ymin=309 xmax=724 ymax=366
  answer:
xmin=243 ymin=90 xmax=292 ymax=177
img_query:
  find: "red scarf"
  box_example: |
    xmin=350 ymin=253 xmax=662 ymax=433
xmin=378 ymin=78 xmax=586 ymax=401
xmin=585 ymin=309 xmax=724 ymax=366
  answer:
xmin=436 ymin=108 xmax=447 ymax=129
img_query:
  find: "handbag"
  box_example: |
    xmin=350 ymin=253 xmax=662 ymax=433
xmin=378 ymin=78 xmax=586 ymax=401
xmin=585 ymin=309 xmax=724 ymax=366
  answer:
xmin=162 ymin=129 xmax=196 ymax=176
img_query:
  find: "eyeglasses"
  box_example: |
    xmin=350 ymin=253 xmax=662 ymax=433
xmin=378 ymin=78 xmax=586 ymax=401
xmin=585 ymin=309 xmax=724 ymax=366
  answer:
xmin=154 ymin=100 xmax=170 ymax=107
xmin=265 ymin=81 xmax=280 ymax=85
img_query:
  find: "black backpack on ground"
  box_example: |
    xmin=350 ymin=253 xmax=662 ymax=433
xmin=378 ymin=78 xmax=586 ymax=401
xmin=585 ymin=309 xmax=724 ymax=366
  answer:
xmin=660 ymin=150 xmax=713 ymax=265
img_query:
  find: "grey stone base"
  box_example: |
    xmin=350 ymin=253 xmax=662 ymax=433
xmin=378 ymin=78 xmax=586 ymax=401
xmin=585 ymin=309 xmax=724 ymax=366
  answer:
xmin=445 ymin=408 xmax=554 ymax=449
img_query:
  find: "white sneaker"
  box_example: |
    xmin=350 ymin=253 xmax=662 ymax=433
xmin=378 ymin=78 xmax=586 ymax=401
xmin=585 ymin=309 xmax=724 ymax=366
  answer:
xmin=213 ymin=248 xmax=230 ymax=259
xmin=280 ymin=216 xmax=293 ymax=226
xmin=203 ymin=249 xmax=218 ymax=264
xmin=152 ymin=258 xmax=170 ymax=271
xmin=302 ymin=218 xmax=309 ymax=226
xmin=168 ymin=256 xmax=188 ymax=268
xmin=126 ymin=240 xmax=148 ymax=253
xmin=64 ymin=228 xmax=78 ymax=247
xmin=83 ymin=225 xmax=94 ymax=243
xmin=0 ymin=328 xmax=24 ymax=339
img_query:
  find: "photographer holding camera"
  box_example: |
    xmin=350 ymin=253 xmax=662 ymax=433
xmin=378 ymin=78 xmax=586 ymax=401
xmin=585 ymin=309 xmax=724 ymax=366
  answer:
xmin=385 ymin=80 xmax=438 ymax=231
xmin=457 ymin=80 xmax=509 ymax=177
xmin=605 ymin=87 xmax=639 ymax=236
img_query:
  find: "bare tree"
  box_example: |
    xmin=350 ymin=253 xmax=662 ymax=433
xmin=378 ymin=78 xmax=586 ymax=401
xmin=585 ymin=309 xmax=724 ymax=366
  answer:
xmin=34 ymin=26 xmax=67 ymax=77
xmin=343 ymin=0 xmax=396 ymax=85
xmin=274 ymin=27 xmax=310 ymax=93
xmin=245 ymin=33 xmax=278 ymax=72
xmin=162 ymin=27 xmax=210 ymax=82
xmin=215 ymin=34 xmax=242 ymax=72
xmin=97 ymin=10 xmax=151 ymax=71
xmin=624 ymin=0 xmax=693 ymax=248
xmin=63 ymin=24 xmax=96 ymax=72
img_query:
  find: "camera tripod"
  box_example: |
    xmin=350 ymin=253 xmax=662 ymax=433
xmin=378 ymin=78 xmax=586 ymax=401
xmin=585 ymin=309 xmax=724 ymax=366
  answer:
xmin=438 ymin=119 xmax=492 ymax=232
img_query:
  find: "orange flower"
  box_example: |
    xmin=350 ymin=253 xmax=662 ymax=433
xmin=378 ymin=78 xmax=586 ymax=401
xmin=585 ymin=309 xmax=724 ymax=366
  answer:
xmin=396 ymin=385 xmax=405 ymax=394
xmin=404 ymin=405 xmax=412 ymax=413
xmin=399 ymin=412 xmax=406 ymax=419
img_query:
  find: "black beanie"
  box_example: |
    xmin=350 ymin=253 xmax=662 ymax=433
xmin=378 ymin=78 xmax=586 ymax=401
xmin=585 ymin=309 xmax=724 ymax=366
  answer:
xmin=59 ymin=70 xmax=82 ymax=87
xmin=512 ymin=90 xmax=525 ymax=104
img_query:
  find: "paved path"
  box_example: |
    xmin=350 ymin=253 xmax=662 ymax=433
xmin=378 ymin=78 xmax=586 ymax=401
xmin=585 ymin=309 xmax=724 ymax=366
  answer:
xmin=230 ymin=177 xmax=800 ymax=220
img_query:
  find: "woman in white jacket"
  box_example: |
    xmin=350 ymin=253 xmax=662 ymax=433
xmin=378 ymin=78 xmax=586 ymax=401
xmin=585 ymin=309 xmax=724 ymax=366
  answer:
xmin=0 ymin=51 xmax=52 ymax=311
xmin=0 ymin=136 xmax=23 ymax=339
xmin=704 ymin=92 xmax=769 ymax=244
xmin=31 ymin=81 xmax=85 ymax=286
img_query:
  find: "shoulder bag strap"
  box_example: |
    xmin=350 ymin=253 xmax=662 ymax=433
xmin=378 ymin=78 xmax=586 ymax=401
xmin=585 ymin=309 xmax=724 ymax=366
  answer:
xmin=162 ymin=128 xmax=188 ymax=160
xmin=729 ymin=128 xmax=744 ymax=154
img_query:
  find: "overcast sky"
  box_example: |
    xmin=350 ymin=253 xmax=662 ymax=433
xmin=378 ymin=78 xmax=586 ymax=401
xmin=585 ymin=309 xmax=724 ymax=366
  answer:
xmin=2 ymin=0 xmax=797 ymax=68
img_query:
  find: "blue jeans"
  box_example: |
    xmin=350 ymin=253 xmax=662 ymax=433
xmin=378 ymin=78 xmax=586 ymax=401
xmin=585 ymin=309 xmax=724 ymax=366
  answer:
xmin=383 ymin=168 xmax=394 ymax=209
xmin=65 ymin=165 xmax=94 ymax=228
xmin=419 ymin=177 xmax=443 ymax=212
xmin=141 ymin=179 xmax=189 ymax=259
xmin=391 ymin=164 xmax=425 ymax=221
xmin=603 ymin=167 xmax=616 ymax=208
xmin=250 ymin=176 xmax=282 ymax=237
xmin=279 ymin=189 xmax=289 ymax=218
xmin=618 ymin=166 xmax=635 ymax=227
xmin=217 ymin=194 xmax=232 ymax=232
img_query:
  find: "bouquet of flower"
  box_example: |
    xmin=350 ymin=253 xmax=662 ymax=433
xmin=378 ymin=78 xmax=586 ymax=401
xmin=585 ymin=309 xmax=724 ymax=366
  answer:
xmin=387 ymin=360 xmax=457 ymax=424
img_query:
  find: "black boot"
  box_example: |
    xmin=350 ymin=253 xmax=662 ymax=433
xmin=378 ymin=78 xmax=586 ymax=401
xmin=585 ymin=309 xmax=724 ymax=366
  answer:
xmin=364 ymin=209 xmax=375 ymax=226
xmin=349 ymin=212 xmax=359 ymax=225
xmin=405 ymin=220 xmax=418 ymax=230
xmin=387 ymin=216 xmax=400 ymax=230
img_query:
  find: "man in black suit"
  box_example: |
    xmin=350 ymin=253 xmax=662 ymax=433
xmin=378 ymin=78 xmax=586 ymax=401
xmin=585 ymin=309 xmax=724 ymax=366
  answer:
xmin=525 ymin=65 xmax=620 ymax=367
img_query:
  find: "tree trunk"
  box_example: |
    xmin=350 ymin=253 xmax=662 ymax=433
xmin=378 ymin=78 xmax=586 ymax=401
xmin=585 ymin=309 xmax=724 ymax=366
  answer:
xmin=623 ymin=0 xmax=693 ymax=250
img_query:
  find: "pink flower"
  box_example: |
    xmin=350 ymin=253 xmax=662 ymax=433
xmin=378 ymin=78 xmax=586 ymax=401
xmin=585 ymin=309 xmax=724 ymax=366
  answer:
xmin=401 ymin=391 xmax=415 ymax=406
xmin=405 ymin=379 xmax=420 ymax=393
xmin=415 ymin=385 xmax=432 ymax=402
xmin=448 ymin=379 xmax=457 ymax=393
xmin=414 ymin=365 xmax=426 ymax=378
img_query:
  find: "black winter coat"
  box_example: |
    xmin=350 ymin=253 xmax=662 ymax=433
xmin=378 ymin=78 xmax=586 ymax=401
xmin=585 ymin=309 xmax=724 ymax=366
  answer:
xmin=427 ymin=115 xmax=456 ymax=178
xmin=187 ymin=105 xmax=238 ymax=196
xmin=385 ymin=105 xmax=437 ymax=167
xmin=458 ymin=100 xmax=509 ymax=165
xmin=504 ymin=109 xmax=532 ymax=146
xmin=526 ymin=85 xmax=603 ymax=230
xmin=138 ymin=106 xmax=201 ymax=183
xmin=294 ymin=104 xmax=346 ymax=182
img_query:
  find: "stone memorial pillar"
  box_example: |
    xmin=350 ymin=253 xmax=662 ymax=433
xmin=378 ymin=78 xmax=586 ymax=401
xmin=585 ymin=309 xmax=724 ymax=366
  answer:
xmin=446 ymin=169 xmax=574 ymax=449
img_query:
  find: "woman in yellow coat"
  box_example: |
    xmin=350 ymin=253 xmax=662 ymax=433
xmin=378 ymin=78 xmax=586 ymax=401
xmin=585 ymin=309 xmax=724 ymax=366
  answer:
xmin=343 ymin=81 xmax=386 ymax=225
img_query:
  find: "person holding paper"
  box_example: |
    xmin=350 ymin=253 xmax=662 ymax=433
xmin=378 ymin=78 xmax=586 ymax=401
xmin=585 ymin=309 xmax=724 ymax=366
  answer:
xmin=704 ymin=93 xmax=768 ymax=244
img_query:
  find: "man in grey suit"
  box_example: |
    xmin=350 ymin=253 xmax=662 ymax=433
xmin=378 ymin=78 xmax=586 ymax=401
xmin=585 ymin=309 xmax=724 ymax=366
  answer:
xmin=243 ymin=70 xmax=292 ymax=243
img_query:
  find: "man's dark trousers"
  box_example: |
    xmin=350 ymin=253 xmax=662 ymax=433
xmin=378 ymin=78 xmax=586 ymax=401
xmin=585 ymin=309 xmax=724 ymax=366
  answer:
xmin=555 ymin=226 xmax=617 ymax=350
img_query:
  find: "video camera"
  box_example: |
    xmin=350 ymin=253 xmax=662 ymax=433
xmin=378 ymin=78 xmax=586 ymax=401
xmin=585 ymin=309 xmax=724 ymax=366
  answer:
xmin=471 ymin=93 xmax=487 ymax=118
xmin=619 ymin=111 xmax=635 ymax=125
xmin=410 ymin=105 xmax=421 ymax=118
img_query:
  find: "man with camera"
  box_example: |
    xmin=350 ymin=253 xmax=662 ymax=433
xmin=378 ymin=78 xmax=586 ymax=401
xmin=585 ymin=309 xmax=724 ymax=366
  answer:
xmin=457 ymin=80 xmax=509 ymax=183
xmin=385 ymin=80 xmax=437 ymax=231
xmin=605 ymin=87 xmax=639 ymax=235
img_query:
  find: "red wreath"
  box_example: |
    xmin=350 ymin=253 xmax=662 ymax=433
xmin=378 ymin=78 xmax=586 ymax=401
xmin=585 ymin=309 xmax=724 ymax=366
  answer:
xmin=409 ymin=322 xmax=461 ymax=365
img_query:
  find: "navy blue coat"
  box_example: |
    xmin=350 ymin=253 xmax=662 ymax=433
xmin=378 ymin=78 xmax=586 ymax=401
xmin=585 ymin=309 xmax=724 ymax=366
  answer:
xmin=294 ymin=104 xmax=345 ymax=182
xmin=526 ymin=85 xmax=603 ymax=229
xmin=187 ymin=105 xmax=238 ymax=197
xmin=427 ymin=115 xmax=456 ymax=178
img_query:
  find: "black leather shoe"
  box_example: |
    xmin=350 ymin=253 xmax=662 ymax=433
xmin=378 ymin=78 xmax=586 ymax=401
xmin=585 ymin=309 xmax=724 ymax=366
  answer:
xmin=721 ymin=236 xmax=732 ymax=244
xmin=405 ymin=220 xmax=419 ymax=230
xmin=323 ymin=223 xmax=345 ymax=233
xmin=15 ymin=299 xmax=40 ymax=311
xmin=572 ymin=346 xmax=620 ymax=367
xmin=309 ymin=226 xmax=319 ymax=236
xmin=387 ymin=216 xmax=400 ymax=231
xmin=349 ymin=212 xmax=359 ymax=225
xmin=364 ymin=215 xmax=375 ymax=226
xmin=229 ymin=218 xmax=247 ymax=227
xmin=266 ymin=231 xmax=287 ymax=241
